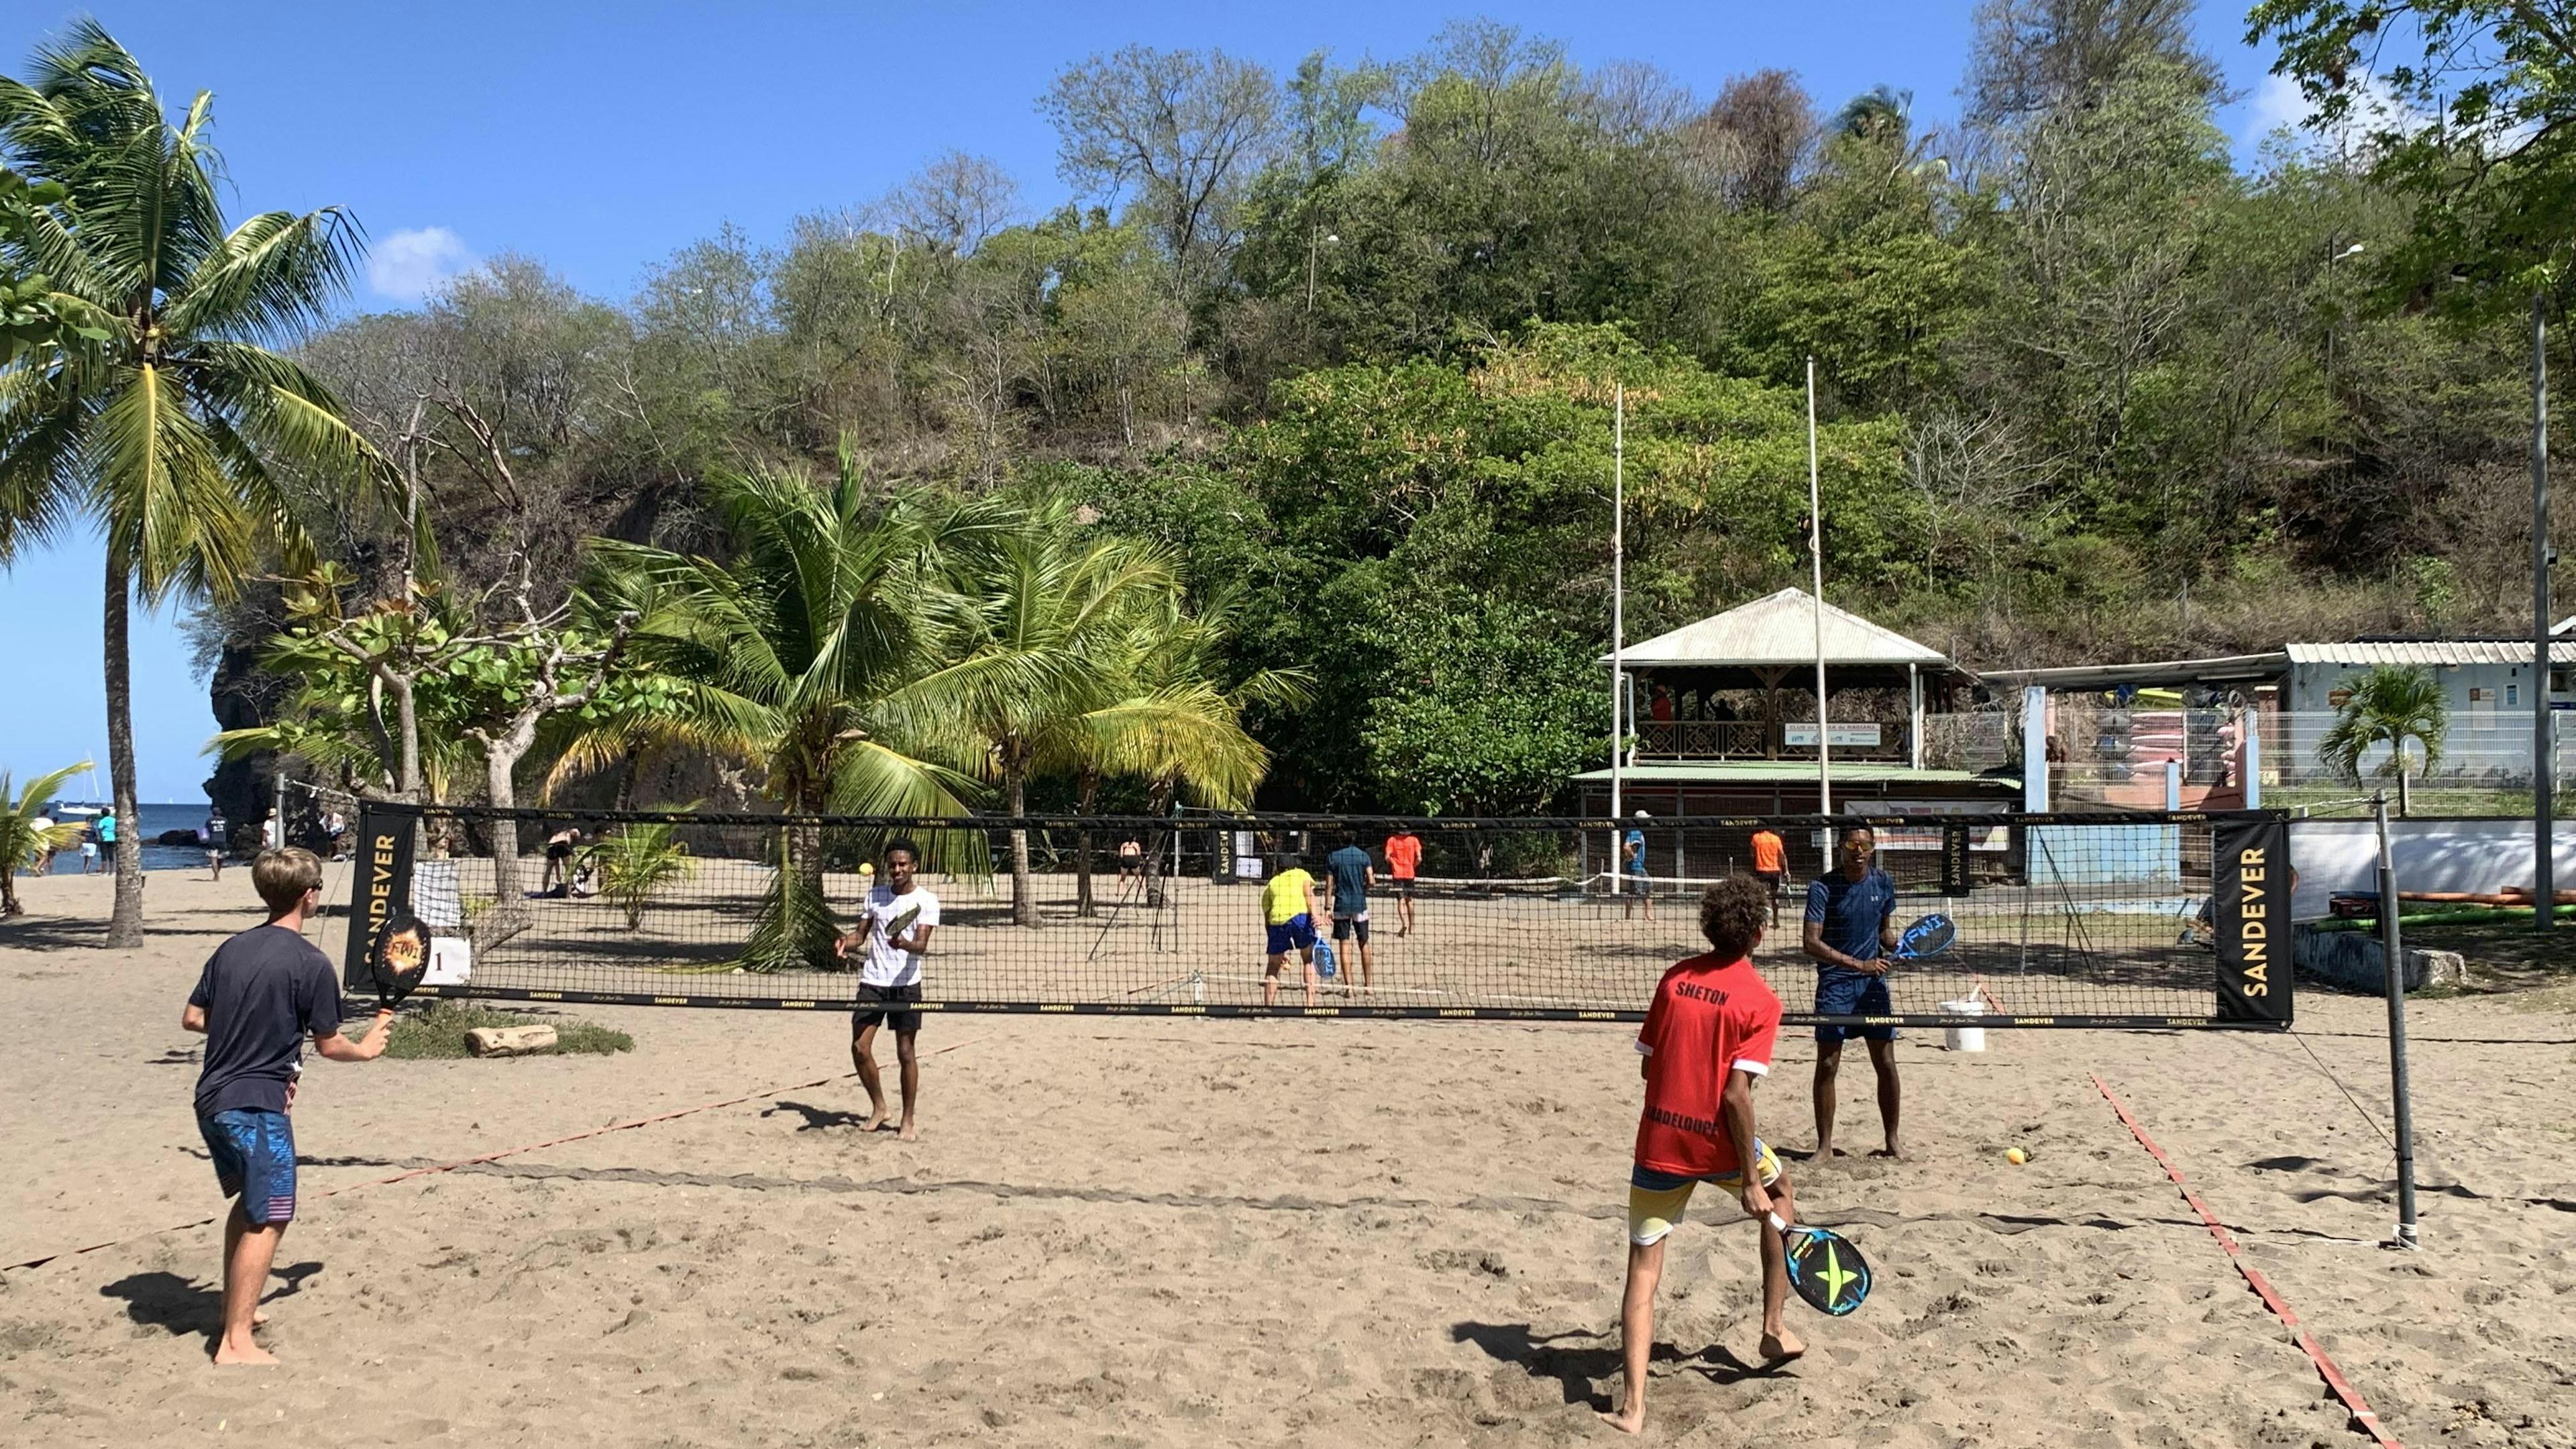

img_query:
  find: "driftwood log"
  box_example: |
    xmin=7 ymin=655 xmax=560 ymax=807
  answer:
xmin=464 ymin=1024 xmax=558 ymax=1057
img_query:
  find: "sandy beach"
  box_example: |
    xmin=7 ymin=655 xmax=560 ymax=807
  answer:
xmin=3 ymin=865 xmax=2572 ymax=1447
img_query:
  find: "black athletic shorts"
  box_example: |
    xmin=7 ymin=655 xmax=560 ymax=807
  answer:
xmin=545 ymin=841 xmax=574 ymax=861
xmin=853 ymin=981 xmax=923 ymax=1033
xmin=1755 ymin=869 xmax=1784 ymax=896
xmin=1391 ymin=876 xmax=1415 ymax=898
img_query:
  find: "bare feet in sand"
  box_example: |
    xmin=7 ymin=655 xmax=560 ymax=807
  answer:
xmin=859 ymin=1110 xmax=888 ymax=1133
xmin=212 ymin=1339 xmax=276 ymax=1366
xmin=1760 ymin=1327 xmax=1807 ymax=1362
xmin=1597 ymin=1399 xmax=1646 ymax=1434
xmin=896 ymin=1121 xmax=919 ymax=1142
xmin=1870 ymin=1144 xmax=1904 ymax=1161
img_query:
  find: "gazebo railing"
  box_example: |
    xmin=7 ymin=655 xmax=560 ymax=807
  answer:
xmin=1635 ymin=720 xmax=1768 ymax=757
xmin=1634 ymin=719 xmax=1911 ymax=760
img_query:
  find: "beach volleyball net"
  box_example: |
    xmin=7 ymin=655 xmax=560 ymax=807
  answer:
xmin=340 ymin=804 xmax=2292 ymax=1028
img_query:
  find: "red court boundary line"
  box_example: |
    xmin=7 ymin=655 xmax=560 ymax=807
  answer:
xmin=2090 ymin=1073 xmax=2404 ymax=1449
xmin=3 ymin=1037 xmax=987 ymax=1275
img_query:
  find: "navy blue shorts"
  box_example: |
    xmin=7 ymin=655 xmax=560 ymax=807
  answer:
xmin=1265 ymin=915 xmax=1316 ymax=956
xmin=200 ymin=1108 xmax=299 ymax=1225
xmin=1814 ymin=971 xmax=1897 ymax=1043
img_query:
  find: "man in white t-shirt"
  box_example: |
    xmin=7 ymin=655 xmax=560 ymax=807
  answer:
xmin=836 ymin=837 xmax=939 ymax=1140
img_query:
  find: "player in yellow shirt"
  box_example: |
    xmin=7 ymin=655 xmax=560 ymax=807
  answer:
xmin=1260 ymin=851 xmax=1327 ymax=1007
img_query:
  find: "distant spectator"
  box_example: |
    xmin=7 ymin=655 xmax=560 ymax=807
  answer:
xmin=1623 ymin=811 xmax=1654 ymax=922
xmin=541 ymin=827 xmax=586 ymax=898
xmin=1383 ymin=826 xmax=1423 ymax=938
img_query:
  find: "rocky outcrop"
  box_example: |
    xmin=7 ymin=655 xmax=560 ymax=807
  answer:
xmin=204 ymin=634 xmax=281 ymax=851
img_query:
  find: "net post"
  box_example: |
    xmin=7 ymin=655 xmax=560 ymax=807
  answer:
xmin=2371 ymin=793 xmax=2422 ymax=1249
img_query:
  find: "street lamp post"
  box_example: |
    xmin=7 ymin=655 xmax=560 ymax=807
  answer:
xmin=2324 ymin=241 xmax=2364 ymax=394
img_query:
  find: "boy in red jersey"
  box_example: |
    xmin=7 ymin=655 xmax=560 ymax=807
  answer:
xmin=1601 ymin=875 xmax=1801 ymax=1435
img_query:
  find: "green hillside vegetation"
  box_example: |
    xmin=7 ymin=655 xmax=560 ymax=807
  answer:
xmin=7 ymin=7 xmax=2571 ymax=850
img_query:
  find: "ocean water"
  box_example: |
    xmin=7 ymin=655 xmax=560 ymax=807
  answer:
xmin=30 ymin=800 xmax=235 ymax=875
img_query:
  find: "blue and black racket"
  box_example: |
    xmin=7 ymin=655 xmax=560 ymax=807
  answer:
xmin=1772 ymin=1214 xmax=1872 ymax=1316
xmin=1893 ymin=912 xmax=1956 ymax=961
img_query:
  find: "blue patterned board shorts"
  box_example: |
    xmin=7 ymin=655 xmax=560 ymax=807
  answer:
xmin=200 ymin=1108 xmax=298 ymax=1225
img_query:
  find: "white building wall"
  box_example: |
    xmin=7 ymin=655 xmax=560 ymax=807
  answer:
xmin=2285 ymin=659 xmax=2546 ymax=716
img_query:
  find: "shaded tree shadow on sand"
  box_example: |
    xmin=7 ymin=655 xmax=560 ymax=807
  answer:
xmin=1451 ymin=1321 xmax=1799 ymax=1410
xmin=101 ymin=1263 xmax=324 ymax=1343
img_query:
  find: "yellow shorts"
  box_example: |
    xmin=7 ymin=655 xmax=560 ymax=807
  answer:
xmin=1627 ymin=1139 xmax=1782 ymax=1246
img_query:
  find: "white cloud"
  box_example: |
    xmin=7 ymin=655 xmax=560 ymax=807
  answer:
xmin=367 ymin=226 xmax=476 ymax=304
xmin=2245 ymin=73 xmax=2314 ymax=140
xmin=2239 ymin=71 xmax=2428 ymax=159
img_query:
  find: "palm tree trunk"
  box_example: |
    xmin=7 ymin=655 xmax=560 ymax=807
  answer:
xmin=2397 ymin=760 xmax=2410 ymax=819
xmin=1009 ymin=766 xmax=1036 ymax=928
xmin=1074 ymin=768 xmax=1099 ymax=918
xmin=104 ymin=553 xmax=144 ymax=948
xmin=613 ymin=743 xmax=643 ymax=812
xmin=1145 ymin=778 xmax=1175 ymax=908
xmin=1 ymin=863 xmax=19 ymax=916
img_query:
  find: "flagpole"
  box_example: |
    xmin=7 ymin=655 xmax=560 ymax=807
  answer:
xmin=1610 ymin=382 xmax=1626 ymax=893
xmin=1808 ymin=357 xmax=1832 ymax=814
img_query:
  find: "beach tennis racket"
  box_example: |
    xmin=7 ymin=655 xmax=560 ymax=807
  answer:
xmin=1772 ymin=1214 xmax=1872 ymax=1316
xmin=881 ymin=905 xmax=922 ymax=946
xmin=1314 ymin=939 xmax=1338 ymax=980
xmin=1893 ymin=912 xmax=1956 ymax=961
xmin=370 ymin=920 xmax=431 ymax=1009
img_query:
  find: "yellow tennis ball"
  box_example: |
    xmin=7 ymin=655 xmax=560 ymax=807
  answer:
xmin=2005 ymin=1147 xmax=2029 ymax=1165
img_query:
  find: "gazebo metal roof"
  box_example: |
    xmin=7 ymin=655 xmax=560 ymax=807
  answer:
xmin=1603 ymin=588 xmax=1957 ymax=686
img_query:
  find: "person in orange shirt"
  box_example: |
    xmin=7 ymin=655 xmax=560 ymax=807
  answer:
xmin=1383 ymin=828 xmax=1422 ymax=937
xmin=1748 ymin=826 xmax=1788 ymax=926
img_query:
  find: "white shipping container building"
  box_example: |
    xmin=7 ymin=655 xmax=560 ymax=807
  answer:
xmin=2281 ymin=639 xmax=2576 ymax=784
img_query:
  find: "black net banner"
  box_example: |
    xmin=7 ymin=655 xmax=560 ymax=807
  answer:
xmin=341 ymin=800 xmax=421 ymax=994
xmin=2212 ymin=814 xmax=2292 ymax=1025
xmin=340 ymin=806 xmax=2293 ymax=1029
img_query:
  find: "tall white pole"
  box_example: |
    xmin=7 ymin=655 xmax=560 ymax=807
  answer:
xmin=2534 ymin=293 xmax=2553 ymax=930
xmin=1611 ymin=383 xmax=1626 ymax=889
xmin=1807 ymin=357 xmax=1833 ymax=814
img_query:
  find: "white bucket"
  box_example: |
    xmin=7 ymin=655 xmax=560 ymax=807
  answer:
xmin=1941 ymin=999 xmax=1987 ymax=1053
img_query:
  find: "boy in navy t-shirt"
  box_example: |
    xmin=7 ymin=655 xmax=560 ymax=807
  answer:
xmin=183 ymin=847 xmax=394 ymax=1363
xmin=1601 ymin=875 xmax=1801 ymax=1435
xmin=1803 ymin=825 xmax=1902 ymax=1162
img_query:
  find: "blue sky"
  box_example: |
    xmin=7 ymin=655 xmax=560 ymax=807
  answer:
xmin=1 ymin=0 xmax=2306 ymax=801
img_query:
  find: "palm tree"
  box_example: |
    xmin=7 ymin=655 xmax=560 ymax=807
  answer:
xmin=0 ymin=24 xmax=380 ymax=946
xmin=1829 ymin=84 xmax=1949 ymax=186
xmin=2318 ymin=665 xmax=2449 ymax=817
xmin=1066 ymin=589 xmax=1309 ymax=914
xmin=1 ymin=760 xmax=90 ymax=916
xmin=592 ymin=819 xmax=697 ymax=932
xmin=584 ymin=451 xmax=1005 ymax=968
xmin=921 ymin=490 xmax=1178 ymax=926
xmin=1833 ymin=85 xmax=1915 ymax=144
